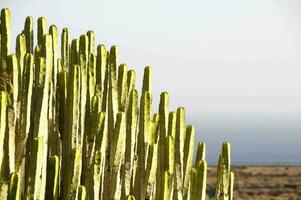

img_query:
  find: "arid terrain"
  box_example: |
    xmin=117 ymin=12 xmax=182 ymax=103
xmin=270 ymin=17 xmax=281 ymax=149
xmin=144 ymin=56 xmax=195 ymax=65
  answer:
xmin=207 ymin=166 xmax=301 ymax=200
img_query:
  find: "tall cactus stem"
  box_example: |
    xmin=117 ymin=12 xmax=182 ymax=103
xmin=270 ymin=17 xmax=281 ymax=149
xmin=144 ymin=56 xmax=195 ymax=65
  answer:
xmin=46 ymin=155 xmax=60 ymax=200
xmin=61 ymin=28 xmax=69 ymax=70
xmin=8 ymin=172 xmax=20 ymax=200
xmin=37 ymin=17 xmax=46 ymax=46
xmin=117 ymin=64 xmax=127 ymax=111
xmin=173 ymin=107 xmax=186 ymax=200
xmin=182 ymin=125 xmax=195 ymax=199
xmin=0 ymin=8 xmax=11 ymax=72
xmin=23 ymin=16 xmax=33 ymax=54
xmin=195 ymin=142 xmax=206 ymax=166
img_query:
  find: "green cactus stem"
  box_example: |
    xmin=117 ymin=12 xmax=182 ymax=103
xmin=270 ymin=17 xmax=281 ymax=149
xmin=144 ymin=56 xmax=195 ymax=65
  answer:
xmin=123 ymin=89 xmax=138 ymax=197
xmin=164 ymin=135 xmax=174 ymax=176
xmin=88 ymin=54 xmax=96 ymax=107
xmin=91 ymin=111 xmax=106 ymax=199
xmin=182 ymin=125 xmax=195 ymax=199
xmin=142 ymin=66 xmax=152 ymax=95
xmin=8 ymin=172 xmax=20 ymax=200
xmin=95 ymin=44 xmax=107 ymax=95
xmin=37 ymin=17 xmax=46 ymax=47
xmin=167 ymin=111 xmax=176 ymax=139
xmin=23 ymin=16 xmax=33 ymax=54
xmin=78 ymin=185 xmax=86 ymax=200
xmin=145 ymin=143 xmax=158 ymax=199
xmin=117 ymin=63 xmax=127 ymax=112
xmin=229 ymin=171 xmax=234 ymax=200
xmin=174 ymin=107 xmax=186 ymax=200
xmin=156 ymin=92 xmax=169 ymax=199
xmin=126 ymin=70 xmax=136 ymax=98
xmin=195 ymin=142 xmax=206 ymax=166
xmin=134 ymin=90 xmax=151 ymax=200
xmin=16 ymin=34 xmax=26 ymax=76
xmin=127 ymin=195 xmax=135 ymax=200
xmin=110 ymin=112 xmax=126 ymax=200
xmin=61 ymin=28 xmax=69 ymax=70
xmin=0 ymin=8 xmax=11 ymax=72
xmin=162 ymin=170 xmax=173 ymax=200
xmin=46 ymin=155 xmax=59 ymax=200
xmin=107 ymin=45 xmax=118 ymax=162
xmin=87 ymin=31 xmax=94 ymax=55
xmin=68 ymin=147 xmax=82 ymax=200
xmin=215 ymin=142 xmax=232 ymax=200
xmin=195 ymin=160 xmax=207 ymax=200
xmin=0 ymin=91 xmax=7 ymax=179
xmin=25 ymin=137 xmax=44 ymax=200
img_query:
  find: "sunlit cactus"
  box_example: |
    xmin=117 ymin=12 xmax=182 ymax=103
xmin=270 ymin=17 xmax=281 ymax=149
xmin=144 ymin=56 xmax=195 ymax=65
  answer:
xmin=215 ymin=142 xmax=234 ymax=200
xmin=0 ymin=8 xmax=234 ymax=200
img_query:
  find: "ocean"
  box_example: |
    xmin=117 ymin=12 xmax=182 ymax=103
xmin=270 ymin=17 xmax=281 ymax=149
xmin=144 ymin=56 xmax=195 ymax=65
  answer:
xmin=188 ymin=113 xmax=301 ymax=166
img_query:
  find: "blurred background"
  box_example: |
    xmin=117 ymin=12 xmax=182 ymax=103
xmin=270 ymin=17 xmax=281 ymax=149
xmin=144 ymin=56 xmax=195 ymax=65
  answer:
xmin=1 ymin=0 xmax=301 ymax=166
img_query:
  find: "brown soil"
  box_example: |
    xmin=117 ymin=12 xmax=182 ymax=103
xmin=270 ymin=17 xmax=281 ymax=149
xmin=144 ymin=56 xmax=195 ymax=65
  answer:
xmin=207 ymin=166 xmax=301 ymax=200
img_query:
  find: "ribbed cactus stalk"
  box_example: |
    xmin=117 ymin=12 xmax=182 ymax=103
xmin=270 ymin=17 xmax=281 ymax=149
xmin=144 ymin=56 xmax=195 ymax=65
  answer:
xmin=0 ymin=8 xmax=11 ymax=72
xmin=37 ymin=17 xmax=46 ymax=47
xmin=8 ymin=172 xmax=20 ymax=200
xmin=0 ymin=8 xmax=234 ymax=200
xmin=174 ymin=107 xmax=186 ymax=200
xmin=162 ymin=170 xmax=173 ymax=200
xmin=156 ymin=92 xmax=169 ymax=199
xmin=78 ymin=185 xmax=86 ymax=200
xmin=46 ymin=155 xmax=59 ymax=200
xmin=68 ymin=147 xmax=82 ymax=200
xmin=195 ymin=142 xmax=206 ymax=165
xmin=0 ymin=91 xmax=7 ymax=179
xmin=25 ymin=137 xmax=44 ymax=199
xmin=110 ymin=112 xmax=126 ymax=200
xmin=22 ymin=17 xmax=33 ymax=54
xmin=16 ymin=34 xmax=26 ymax=76
xmin=182 ymin=125 xmax=195 ymax=199
xmin=61 ymin=28 xmax=69 ymax=70
xmin=145 ymin=114 xmax=159 ymax=199
xmin=134 ymin=90 xmax=151 ymax=200
xmin=123 ymin=89 xmax=138 ymax=197
xmin=215 ymin=142 xmax=234 ymax=200
xmin=117 ymin=64 xmax=127 ymax=112
xmin=195 ymin=160 xmax=207 ymax=200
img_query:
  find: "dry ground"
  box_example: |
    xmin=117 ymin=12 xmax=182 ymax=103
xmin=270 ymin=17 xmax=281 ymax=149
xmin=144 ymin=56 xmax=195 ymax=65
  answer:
xmin=206 ymin=166 xmax=301 ymax=200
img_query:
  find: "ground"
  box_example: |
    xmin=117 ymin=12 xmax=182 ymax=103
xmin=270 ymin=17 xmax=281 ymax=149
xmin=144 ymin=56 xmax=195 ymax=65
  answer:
xmin=206 ymin=166 xmax=301 ymax=200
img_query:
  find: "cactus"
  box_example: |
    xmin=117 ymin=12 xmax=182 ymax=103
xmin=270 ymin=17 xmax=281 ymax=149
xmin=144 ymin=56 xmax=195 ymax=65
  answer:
xmin=0 ymin=8 xmax=11 ymax=72
xmin=23 ymin=17 xmax=33 ymax=54
xmin=123 ymin=89 xmax=138 ymax=197
xmin=110 ymin=112 xmax=126 ymax=200
xmin=195 ymin=142 xmax=206 ymax=166
xmin=78 ymin=185 xmax=86 ymax=200
xmin=8 ymin=172 xmax=20 ymax=200
xmin=182 ymin=125 xmax=195 ymax=199
xmin=0 ymin=91 xmax=7 ymax=179
xmin=215 ymin=142 xmax=233 ymax=200
xmin=0 ymin=8 xmax=234 ymax=200
xmin=46 ymin=155 xmax=59 ymax=200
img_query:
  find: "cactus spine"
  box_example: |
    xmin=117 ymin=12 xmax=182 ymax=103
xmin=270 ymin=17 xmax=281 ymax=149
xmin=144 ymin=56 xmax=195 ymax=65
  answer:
xmin=0 ymin=8 xmax=234 ymax=200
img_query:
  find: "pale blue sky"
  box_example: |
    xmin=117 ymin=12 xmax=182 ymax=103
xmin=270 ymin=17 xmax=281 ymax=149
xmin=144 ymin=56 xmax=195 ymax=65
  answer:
xmin=1 ymin=0 xmax=301 ymax=115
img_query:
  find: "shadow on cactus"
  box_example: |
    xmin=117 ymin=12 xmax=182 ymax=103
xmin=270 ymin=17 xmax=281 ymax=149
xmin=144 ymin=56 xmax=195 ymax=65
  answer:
xmin=0 ymin=8 xmax=234 ymax=200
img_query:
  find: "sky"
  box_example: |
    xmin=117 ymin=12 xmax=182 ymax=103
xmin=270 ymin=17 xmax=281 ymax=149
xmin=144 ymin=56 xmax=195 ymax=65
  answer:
xmin=1 ymin=0 xmax=301 ymax=164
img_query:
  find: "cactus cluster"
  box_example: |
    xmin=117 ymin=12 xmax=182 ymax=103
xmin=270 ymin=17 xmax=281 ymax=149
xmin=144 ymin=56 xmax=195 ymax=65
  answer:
xmin=0 ymin=8 xmax=234 ymax=200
